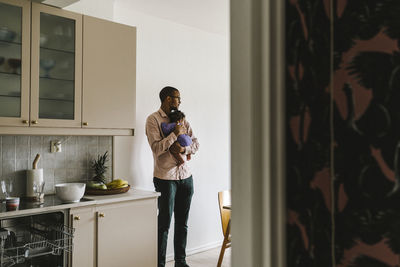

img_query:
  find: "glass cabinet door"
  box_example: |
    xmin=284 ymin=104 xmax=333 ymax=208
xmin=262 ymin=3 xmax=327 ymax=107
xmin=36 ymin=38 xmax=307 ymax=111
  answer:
xmin=31 ymin=3 xmax=82 ymax=127
xmin=0 ymin=0 xmax=30 ymax=126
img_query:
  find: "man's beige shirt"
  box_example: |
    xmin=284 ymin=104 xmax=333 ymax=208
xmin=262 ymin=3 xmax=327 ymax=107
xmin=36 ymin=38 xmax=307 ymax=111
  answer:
xmin=145 ymin=108 xmax=200 ymax=180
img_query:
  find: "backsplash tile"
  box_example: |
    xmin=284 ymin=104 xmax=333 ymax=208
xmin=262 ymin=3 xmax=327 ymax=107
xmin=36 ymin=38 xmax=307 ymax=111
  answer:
xmin=2 ymin=136 xmax=15 ymax=145
xmin=0 ymin=135 xmax=113 ymax=198
xmin=2 ymin=160 xmax=15 ymax=178
xmin=16 ymin=145 xmax=30 ymax=160
xmin=2 ymin=144 xmax=15 ymax=160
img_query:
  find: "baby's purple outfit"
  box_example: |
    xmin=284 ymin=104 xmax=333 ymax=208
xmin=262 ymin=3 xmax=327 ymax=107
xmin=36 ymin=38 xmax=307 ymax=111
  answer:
xmin=161 ymin=122 xmax=192 ymax=146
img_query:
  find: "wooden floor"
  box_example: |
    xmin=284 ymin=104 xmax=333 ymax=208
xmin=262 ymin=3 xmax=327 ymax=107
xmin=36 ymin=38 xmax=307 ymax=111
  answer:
xmin=166 ymin=246 xmax=231 ymax=267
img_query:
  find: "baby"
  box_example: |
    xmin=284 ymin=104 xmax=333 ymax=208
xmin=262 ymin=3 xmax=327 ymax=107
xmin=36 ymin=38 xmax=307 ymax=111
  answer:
xmin=161 ymin=109 xmax=192 ymax=166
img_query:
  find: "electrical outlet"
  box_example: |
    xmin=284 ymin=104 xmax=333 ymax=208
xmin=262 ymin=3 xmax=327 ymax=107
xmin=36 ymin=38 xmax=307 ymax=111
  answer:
xmin=50 ymin=140 xmax=62 ymax=153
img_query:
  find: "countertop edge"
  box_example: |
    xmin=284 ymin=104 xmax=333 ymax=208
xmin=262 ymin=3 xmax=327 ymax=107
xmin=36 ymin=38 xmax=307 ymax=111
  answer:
xmin=0 ymin=189 xmax=160 ymax=219
xmin=82 ymin=189 xmax=161 ymax=205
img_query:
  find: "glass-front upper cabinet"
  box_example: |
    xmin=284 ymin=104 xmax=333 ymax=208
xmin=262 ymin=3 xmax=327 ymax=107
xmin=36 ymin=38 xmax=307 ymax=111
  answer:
xmin=31 ymin=3 xmax=82 ymax=127
xmin=0 ymin=0 xmax=30 ymax=126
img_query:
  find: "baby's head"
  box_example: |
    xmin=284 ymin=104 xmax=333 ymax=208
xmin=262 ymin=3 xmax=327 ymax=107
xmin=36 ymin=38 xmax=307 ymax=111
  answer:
xmin=169 ymin=109 xmax=185 ymax=123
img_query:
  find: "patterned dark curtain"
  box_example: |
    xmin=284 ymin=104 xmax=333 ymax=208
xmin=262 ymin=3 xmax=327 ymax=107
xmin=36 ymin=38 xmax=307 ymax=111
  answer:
xmin=286 ymin=0 xmax=400 ymax=266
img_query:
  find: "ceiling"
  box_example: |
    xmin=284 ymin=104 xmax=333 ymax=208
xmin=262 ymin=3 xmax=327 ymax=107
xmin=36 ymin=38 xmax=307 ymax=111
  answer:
xmin=114 ymin=0 xmax=229 ymax=35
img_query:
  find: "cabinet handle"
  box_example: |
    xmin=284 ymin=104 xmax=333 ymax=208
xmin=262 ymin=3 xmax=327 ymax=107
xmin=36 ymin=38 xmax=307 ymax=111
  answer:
xmin=83 ymin=122 xmax=88 ymax=126
xmin=22 ymin=120 xmax=29 ymax=124
xmin=31 ymin=120 xmax=38 ymax=124
xmin=74 ymin=216 xmax=81 ymax=221
xmin=99 ymin=213 xmax=105 ymax=218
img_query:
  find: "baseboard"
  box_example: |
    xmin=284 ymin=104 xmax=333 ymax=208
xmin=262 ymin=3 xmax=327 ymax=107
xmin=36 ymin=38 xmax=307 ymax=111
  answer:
xmin=166 ymin=240 xmax=223 ymax=262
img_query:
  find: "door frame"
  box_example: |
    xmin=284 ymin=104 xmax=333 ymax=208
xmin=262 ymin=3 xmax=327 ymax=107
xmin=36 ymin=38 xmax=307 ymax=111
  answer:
xmin=231 ymin=0 xmax=285 ymax=266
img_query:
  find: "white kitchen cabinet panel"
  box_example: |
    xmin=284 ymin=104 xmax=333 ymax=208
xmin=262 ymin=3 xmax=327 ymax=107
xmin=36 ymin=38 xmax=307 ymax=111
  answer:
xmin=97 ymin=198 xmax=157 ymax=267
xmin=71 ymin=198 xmax=157 ymax=267
xmin=31 ymin=2 xmax=82 ymax=128
xmin=0 ymin=0 xmax=30 ymax=127
xmin=70 ymin=206 xmax=96 ymax=267
xmin=82 ymin=15 xmax=136 ymax=130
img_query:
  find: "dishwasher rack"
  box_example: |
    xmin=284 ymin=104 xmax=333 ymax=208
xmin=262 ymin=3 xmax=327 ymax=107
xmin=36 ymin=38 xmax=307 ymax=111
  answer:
xmin=0 ymin=222 xmax=74 ymax=267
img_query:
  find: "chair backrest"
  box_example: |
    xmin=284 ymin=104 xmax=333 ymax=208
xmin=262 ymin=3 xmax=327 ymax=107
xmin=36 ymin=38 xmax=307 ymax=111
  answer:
xmin=218 ymin=190 xmax=231 ymax=236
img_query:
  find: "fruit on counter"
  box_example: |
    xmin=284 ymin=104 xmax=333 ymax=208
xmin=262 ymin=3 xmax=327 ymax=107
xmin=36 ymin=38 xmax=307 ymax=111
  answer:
xmin=106 ymin=179 xmax=129 ymax=189
xmin=87 ymin=181 xmax=107 ymax=190
xmin=91 ymin=151 xmax=109 ymax=184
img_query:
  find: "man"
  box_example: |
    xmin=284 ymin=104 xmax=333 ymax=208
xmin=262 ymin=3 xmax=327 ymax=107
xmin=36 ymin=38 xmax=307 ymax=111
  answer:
xmin=145 ymin=86 xmax=200 ymax=267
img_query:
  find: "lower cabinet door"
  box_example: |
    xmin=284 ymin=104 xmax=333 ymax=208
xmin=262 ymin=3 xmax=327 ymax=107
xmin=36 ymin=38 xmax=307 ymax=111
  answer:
xmin=70 ymin=206 xmax=96 ymax=267
xmin=97 ymin=199 xmax=158 ymax=267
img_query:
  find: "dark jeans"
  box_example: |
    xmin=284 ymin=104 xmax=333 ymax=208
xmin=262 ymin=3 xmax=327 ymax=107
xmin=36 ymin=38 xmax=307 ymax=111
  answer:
xmin=153 ymin=176 xmax=194 ymax=267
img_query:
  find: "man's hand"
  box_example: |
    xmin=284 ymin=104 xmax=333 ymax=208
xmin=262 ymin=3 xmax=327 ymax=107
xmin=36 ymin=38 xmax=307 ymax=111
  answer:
xmin=170 ymin=141 xmax=185 ymax=154
xmin=174 ymin=124 xmax=186 ymax=136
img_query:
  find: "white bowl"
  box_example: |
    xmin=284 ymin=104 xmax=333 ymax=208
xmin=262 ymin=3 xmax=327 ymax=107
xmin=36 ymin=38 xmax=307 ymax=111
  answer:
xmin=55 ymin=183 xmax=86 ymax=203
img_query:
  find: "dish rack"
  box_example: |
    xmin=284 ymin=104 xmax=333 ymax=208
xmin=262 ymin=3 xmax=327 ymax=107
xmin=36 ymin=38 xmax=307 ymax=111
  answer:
xmin=0 ymin=222 xmax=74 ymax=267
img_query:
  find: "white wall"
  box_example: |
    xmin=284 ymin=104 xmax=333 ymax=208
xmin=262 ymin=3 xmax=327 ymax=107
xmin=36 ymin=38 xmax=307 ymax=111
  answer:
xmin=112 ymin=3 xmax=231 ymax=258
xmin=63 ymin=0 xmax=231 ymax=259
xmin=64 ymin=0 xmax=114 ymax=20
xmin=114 ymin=2 xmax=230 ymax=260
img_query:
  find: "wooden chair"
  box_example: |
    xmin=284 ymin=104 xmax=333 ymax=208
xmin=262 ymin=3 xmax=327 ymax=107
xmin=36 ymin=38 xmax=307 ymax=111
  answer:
xmin=217 ymin=190 xmax=231 ymax=267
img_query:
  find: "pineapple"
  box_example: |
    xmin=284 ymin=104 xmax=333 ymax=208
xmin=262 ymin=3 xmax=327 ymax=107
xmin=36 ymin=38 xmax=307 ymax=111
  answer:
xmin=92 ymin=151 xmax=109 ymax=184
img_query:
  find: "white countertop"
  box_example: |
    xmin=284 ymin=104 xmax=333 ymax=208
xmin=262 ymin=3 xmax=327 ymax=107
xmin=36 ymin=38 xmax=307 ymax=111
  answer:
xmin=0 ymin=189 xmax=160 ymax=219
xmin=84 ymin=188 xmax=160 ymax=204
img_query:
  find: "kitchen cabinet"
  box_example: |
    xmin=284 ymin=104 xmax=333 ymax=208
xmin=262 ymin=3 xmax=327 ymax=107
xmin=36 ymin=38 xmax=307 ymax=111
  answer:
xmin=70 ymin=198 xmax=157 ymax=267
xmin=30 ymin=2 xmax=82 ymax=128
xmin=0 ymin=0 xmax=30 ymax=127
xmin=0 ymin=0 xmax=82 ymax=128
xmin=0 ymin=0 xmax=136 ymax=135
xmin=70 ymin=206 xmax=96 ymax=267
xmin=82 ymin=16 xmax=136 ymax=130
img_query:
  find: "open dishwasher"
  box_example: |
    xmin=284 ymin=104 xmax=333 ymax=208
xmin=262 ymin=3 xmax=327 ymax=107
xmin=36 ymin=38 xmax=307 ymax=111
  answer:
xmin=0 ymin=211 xmax=73 ymax=267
